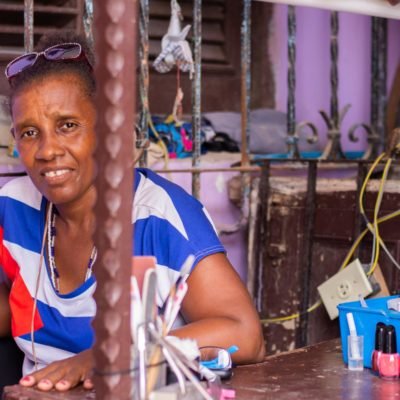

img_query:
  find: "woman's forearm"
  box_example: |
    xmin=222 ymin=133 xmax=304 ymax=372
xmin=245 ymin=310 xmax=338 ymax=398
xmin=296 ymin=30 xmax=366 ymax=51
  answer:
xmin=171 ymin=316 xmax=265 ymax=364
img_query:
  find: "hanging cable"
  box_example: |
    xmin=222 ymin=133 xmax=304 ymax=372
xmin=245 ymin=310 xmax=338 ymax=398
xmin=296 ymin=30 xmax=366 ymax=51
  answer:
xmin=263 ymin=153 xmax=400 ymax=325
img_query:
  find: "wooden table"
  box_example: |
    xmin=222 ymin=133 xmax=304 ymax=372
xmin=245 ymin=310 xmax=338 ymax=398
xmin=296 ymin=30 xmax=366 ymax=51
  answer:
xmin=227 ymin=339 xmax=400 ymax=400
xmin=4 ymin=339 xmax=400 ymax=399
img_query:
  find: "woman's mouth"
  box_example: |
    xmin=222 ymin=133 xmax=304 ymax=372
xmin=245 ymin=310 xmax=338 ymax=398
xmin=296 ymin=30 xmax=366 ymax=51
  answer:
xmin=44 ymin=169 xmax=70 ymax=178
xmin=42 ymin=169 xmax=72 ymax=184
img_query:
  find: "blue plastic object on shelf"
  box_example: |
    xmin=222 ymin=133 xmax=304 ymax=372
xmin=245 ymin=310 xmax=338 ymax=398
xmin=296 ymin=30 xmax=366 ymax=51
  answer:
xmin=338 ymin=296 xmax=400 ymax=369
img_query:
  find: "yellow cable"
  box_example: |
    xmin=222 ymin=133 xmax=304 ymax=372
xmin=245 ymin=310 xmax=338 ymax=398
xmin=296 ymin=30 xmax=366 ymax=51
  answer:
xmin=262 ymin=209 xmax=400 ymax=325
xmin=342 ymin=153 xmax=389 ymax=274
xmin=368 ymin=158 xmax=392 ymax=276
xmin=261 ymin=300 xmax=322 ymax=324
xmin=359 ymin=152 xmax=386 ymax=217
xmin=263 ymin=154 xmax=399 ymax=325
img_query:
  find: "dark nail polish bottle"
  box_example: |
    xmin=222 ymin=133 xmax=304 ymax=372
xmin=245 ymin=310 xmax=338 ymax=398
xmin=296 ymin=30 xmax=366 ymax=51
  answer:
xmin=379 ymin=325 xmax=399 ymax=380
xmin=372 ymin=322 xmax=386 ymax=373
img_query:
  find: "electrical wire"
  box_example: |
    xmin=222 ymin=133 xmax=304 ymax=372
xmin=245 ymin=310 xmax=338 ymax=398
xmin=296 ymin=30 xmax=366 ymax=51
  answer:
xmin=355 ymin=153 xmax=398 ymax=275
xmin=262 ymin=152 xmax=400 ymax=325
xmin=261 ymin=299 xmax=322 ymax=324
xmin=358 ymin=153 xmax=384 ymax=269
xmin=368 ymin=157 xmax=392 ymax=276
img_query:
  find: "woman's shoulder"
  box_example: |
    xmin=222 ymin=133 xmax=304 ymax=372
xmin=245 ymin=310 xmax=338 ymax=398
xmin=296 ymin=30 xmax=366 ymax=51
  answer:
xmin=0 ymin=176 xmax=43 ymax=211
xmin=133 ymin=167 xmax=209 ymax=229
xmin=134 ymin=167 xmax=201 ymax=210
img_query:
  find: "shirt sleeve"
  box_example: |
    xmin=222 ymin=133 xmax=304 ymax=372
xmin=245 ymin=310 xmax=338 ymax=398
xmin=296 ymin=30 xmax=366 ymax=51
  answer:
xmin=133 ymin=169 xmax=225 ymax=273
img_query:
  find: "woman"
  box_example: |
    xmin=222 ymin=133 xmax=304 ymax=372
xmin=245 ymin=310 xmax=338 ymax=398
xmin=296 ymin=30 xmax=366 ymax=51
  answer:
xmin=0 ymin=32 xmax=265 ymax=392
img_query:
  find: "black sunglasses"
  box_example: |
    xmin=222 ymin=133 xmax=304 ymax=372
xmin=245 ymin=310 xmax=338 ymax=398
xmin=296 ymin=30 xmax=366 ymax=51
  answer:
xmin=5 ymin=42 xmax=92 ymax=81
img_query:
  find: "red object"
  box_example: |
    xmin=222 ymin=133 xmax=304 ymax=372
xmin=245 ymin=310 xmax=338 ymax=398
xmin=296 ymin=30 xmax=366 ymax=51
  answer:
xmin=387 ymin=0 xmax=400 ymax=5
xmin=372 ymin=323 xmax=387 ymax=373
xmin=379 ymin=325 xmax=399 ymax=380
xmin=379 ymin=354 xmax=399 ymax=380
xmin=372 ymin=350 xmax=383 ymax=373
xmin=132 ymin=256 xmax=156 ymax=294
xmin=207 ymin=388 xmax=236 ymax=399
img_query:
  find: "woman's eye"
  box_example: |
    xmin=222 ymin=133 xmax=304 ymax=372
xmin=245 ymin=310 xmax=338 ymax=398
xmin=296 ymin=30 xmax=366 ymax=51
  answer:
xmin=21 ymin=130 xmax=37 ymax=139
xmin=61 ymin=121 xmax=78 ymax=130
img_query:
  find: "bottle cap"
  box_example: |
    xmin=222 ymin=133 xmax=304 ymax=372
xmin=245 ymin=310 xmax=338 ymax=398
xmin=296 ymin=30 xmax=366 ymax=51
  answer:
xmin=385 ymin=325 xmax=397 ymax=354
xmin=375 ymin=322 xmax=386 ymax=351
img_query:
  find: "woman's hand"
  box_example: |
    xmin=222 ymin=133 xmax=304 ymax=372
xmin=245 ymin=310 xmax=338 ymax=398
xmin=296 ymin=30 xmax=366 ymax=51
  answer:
xmin=19 ymin=349 xmax=94 ymax=391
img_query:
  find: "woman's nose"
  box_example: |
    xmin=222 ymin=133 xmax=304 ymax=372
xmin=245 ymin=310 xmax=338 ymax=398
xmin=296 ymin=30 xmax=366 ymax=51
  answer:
xmin=35 ymin=132 xmax=65 ymax=160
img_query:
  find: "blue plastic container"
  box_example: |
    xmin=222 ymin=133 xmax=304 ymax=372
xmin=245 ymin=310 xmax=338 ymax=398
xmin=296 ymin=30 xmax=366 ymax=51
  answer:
xmin=338 ymin=296 xmax=400 ymax=369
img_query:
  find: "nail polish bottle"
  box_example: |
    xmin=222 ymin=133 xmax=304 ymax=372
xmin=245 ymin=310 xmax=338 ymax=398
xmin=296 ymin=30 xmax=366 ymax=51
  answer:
xmin=379 ymin=325 xmax=399 ymax=380
xmin=372 ymin=322 xmax=386 ymax=373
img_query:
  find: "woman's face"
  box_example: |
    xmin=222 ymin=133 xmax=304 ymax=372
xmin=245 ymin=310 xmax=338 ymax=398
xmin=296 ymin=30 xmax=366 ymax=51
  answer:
xmin=11 ymin=72 xmax=96 ymax=208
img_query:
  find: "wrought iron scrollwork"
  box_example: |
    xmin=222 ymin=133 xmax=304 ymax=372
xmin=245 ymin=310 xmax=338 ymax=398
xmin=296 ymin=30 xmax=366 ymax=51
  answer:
xmin=319 ymin=104 xmax=351 ymax=160
xmin=348 ymin=123 xmax=380 ymax=160
xmin=295 ymin=121 xmax=319 ymax=146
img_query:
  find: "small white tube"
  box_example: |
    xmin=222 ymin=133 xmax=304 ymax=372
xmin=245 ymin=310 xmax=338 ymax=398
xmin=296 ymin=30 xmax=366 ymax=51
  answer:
xmin=346 ymin=312 xmax=357 ymax=337
xmin=346 ymin=312 xmax=362 ymax=365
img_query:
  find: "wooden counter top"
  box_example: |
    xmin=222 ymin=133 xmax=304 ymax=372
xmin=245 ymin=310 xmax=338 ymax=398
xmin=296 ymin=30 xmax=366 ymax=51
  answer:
xmin=4 ymin=339 xmax=400 ymax=399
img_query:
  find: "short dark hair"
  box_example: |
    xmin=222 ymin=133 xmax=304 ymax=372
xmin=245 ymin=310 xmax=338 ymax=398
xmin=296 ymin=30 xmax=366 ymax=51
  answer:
xmin=8 ymin=31 xmax=96 ymax=104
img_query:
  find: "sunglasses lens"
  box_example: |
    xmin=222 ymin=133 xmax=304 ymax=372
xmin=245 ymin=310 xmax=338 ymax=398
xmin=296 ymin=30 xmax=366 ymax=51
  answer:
xmin=6 ymin=53 xmax=38 ymax=78
xmin=6 ymin=43 xmax=89 ymax=81
xmin=45 ymin=44 xmax=81 ymax=61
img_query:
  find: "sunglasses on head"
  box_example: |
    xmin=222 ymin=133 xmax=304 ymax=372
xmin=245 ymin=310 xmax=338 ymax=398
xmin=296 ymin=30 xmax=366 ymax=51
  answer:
xmin=5 ymin=42 xmax=92 ymax=81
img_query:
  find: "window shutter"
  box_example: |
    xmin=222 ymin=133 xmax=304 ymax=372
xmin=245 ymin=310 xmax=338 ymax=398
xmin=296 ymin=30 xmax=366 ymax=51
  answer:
xmin=0 ymin=0 xmax=84 ymax=59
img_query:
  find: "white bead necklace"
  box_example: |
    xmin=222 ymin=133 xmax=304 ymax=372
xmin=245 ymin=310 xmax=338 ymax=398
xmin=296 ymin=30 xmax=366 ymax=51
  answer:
xmin=46 ymin=203 xmax=97 ymax=292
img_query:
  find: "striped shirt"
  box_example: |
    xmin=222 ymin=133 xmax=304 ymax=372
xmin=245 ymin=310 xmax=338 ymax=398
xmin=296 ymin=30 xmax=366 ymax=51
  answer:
xmin=0 ymin=168 xmax=224 ymax=374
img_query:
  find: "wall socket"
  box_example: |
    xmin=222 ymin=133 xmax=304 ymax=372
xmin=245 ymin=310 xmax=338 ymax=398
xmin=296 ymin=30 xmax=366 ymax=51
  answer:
xmin=317 ymin=259 xmax=373 ymax=320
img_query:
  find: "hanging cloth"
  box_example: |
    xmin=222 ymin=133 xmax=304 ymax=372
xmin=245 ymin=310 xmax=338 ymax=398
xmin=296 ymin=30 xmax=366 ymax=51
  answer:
xmin=153 ymin=0 xmax=194 ymax=79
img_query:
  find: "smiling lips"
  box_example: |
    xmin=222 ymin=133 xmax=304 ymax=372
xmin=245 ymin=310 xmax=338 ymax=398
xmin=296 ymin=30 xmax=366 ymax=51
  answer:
xmin=44 ymin=169 xmax=69 ymax=177
xmin=42 ymin=169 xmax=72 ymax=183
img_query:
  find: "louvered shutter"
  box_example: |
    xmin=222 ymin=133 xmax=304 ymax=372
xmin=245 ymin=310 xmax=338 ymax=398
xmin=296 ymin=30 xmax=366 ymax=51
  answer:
xmin=0 ymin=0 xmax=84 ymax=94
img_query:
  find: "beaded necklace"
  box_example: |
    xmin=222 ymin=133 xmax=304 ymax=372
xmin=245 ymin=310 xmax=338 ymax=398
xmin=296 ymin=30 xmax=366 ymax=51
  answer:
xmin=46 ymin=203 xmax=97 ymax=292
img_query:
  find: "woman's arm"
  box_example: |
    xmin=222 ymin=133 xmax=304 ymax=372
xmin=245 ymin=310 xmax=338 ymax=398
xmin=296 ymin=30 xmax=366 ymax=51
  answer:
xmin=172 ymin=252 xmax=265 ymax=364
xmin=0 ymin=283 xmax=11 ymax=337
xmin=20 ymin=253 xmax=265 ymax=391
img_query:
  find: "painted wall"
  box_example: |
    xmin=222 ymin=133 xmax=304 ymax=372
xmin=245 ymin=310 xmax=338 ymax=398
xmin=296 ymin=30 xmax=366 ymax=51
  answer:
xmin=153 ymin=156 xmax=248 ymax=281
xmin=154 ymin=6 xmax=400 ymax=281
xmin=271 ymin=4 xmax=400 ymax=152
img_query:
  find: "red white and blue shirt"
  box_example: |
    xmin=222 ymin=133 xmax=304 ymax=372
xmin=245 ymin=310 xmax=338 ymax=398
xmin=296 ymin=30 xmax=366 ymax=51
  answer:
xmin=0 ymin=168 xmax=224 ymax=374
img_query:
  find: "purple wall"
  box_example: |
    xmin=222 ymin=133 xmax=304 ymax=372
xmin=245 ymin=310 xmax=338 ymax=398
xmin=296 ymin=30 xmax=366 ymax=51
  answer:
xmin=154 ymin=7 xmax=400 ymax=281
xmin=154 ymin=158 xmax=248 ymax=281
xmin=271 ymin=5 xmax=400 ymax=152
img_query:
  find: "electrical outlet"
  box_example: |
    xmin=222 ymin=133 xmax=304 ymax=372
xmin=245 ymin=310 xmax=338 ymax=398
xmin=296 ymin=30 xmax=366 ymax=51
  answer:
xmin=317 ymin=259 xmax=373 ymax=320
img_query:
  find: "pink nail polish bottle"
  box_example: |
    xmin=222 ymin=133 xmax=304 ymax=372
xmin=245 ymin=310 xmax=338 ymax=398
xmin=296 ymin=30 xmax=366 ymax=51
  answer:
xmin=372 ymin=322 xmax=386 ymax=373
xmin=379 ymin=325 xmax=399 ymax=380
